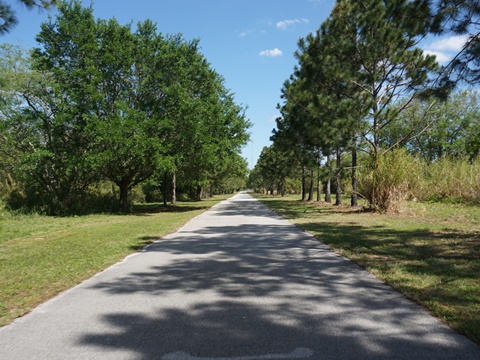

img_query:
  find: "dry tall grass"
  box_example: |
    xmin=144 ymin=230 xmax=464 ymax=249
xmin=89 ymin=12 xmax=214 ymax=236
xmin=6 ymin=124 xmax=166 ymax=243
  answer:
xmin=357 ymin=150 xmax=480 ymax=211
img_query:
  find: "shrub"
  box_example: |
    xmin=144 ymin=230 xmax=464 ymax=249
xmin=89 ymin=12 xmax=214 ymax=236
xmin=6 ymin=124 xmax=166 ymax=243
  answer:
xmin=358 ymin=149 xmax=423 ymax=211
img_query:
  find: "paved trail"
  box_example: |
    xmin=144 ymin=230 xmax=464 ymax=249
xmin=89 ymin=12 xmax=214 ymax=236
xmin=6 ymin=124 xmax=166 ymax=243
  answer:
xmin=1 ymin=192 xmax=479 ymax=359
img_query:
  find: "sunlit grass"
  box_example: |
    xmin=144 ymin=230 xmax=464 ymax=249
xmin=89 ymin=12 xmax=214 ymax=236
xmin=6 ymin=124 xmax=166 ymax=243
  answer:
xmin=0 ymin=195 xmax=230 ymax=326
xmin=255 ymin=194 xmax=480 ymax=345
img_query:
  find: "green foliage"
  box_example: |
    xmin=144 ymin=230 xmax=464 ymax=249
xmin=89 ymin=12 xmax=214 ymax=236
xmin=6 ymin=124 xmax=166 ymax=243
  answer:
xmin=384 ymin=90 xmax=480 ymax=162
xmin=0 ymin=1 xmax=250 ymax=215
xmin=264 ymin=0 xmax=443 ymax=210
xmin=248 ymin=144 xmax=301 ymax=195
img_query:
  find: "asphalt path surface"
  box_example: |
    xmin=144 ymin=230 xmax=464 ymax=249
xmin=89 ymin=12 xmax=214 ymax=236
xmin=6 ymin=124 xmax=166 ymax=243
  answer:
xmin=1 ymin=192 xmax=479 ymax=359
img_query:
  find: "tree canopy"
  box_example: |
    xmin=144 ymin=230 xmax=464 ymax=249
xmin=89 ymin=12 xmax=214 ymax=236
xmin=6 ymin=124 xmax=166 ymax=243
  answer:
xmin=254 ymin=0 xmax=480 ymax=210
xmin=0 ymin=1 xmax=250 ymax=214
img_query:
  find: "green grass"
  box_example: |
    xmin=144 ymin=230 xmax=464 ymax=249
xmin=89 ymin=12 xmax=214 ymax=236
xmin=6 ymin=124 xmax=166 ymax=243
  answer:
xmin=254 ymin=194 xmax=480 ymax=345
xmin=0 ymin=195 xmax=230 ymax=326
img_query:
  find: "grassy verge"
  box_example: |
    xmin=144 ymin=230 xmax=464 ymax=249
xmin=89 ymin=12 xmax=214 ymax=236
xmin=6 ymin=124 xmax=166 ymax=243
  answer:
xmin=0 ymin=195 xmax=230 ymax=326
xmin=254 ymin=194 xmax=480 ymax=345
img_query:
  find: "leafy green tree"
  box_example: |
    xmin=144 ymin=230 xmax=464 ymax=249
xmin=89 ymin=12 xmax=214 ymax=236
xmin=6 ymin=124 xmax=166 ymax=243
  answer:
xmin=88 ymin=19 xmax=170 ymax=211
xmin=159 ymin=40 xmax=250 ymax=203
xmin=29 ymin=2 xmax=127 ymax=212
xmin=273 ymin=76 xmax=324 ymax=201
xmin=31 ymin=2 xmax=250 ymax=211
xmin=3 ymin=1 xmax=250 ymax=213
xmin=0 ymin=44 xmax=31 ymax=200
xmin=384 ymin=90 xmax=480 ymax=162
xmin=247 ymin=165 xmax=265 ymax=193
xmin=0 ymin=48 xmax=99 ymax=214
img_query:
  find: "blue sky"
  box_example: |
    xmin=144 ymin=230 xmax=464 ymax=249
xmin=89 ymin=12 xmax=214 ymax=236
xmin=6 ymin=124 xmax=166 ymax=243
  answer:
xmin=2 ymin=0 xmax=467 ymax=168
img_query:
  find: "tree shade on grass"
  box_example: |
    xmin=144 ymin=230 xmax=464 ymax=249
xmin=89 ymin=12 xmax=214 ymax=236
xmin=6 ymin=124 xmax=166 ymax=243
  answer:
xmin=0 ymin=195 xmax=230 ymax=326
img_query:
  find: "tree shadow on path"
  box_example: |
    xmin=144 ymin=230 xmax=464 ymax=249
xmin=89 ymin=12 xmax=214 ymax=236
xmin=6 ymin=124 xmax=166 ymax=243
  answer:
xmin=80 ymin=218 xmax=479 ymax=359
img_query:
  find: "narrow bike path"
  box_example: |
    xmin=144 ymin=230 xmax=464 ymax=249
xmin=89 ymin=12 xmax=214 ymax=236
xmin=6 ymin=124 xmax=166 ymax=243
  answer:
xmin=1 ymin=192 xmax=479 ymax=359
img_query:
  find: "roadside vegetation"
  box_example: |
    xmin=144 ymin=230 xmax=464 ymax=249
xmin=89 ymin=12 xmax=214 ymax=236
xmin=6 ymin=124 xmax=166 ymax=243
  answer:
xmin=248 ymin=1 xmax=480 ymax=211
xmin=0 ymin=195 xmax=230 ymax=326
xmin=0 ymin=1 xmax=250 ymax=216
xmin=249 ymin=2 xmax=480 ymax=346
xmin=0 ymin=1 xmax=250 ymax=327
xmin=255 ymin=194 xmax=480 ymax=345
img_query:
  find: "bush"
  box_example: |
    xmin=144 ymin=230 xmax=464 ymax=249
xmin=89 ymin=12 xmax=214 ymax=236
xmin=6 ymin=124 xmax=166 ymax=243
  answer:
xmin=358 ymin=149 xmax=423 ymax=211
xmin=142 ymin=181 xmax=164 ymax=203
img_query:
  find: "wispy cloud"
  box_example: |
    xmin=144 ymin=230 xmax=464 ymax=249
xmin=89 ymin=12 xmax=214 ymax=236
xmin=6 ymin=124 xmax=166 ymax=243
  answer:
xmin=276 ymin=18 xmax=309 ymax=30
xmin=239 ymin=30 xmax=251 ymax=37
xmin=423 ymin=35 xmax=469 ymax=64
xmin=423 ymin=50 xmax=451 ymax=64
xmin=259 ymin=48 xmax=283 ymax=57
xmin=428 ymin=35 xmax=469 ymax=52
xmin=238 ymin=20 xmax=270 ymax=38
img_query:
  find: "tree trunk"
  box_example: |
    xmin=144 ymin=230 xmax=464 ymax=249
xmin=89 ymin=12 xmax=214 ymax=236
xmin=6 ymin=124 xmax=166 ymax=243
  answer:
xmin=351 ymin=141 xmax=358 ymax=207
xmin=335 ymin=147 xmax=342 ymax=206
xmin=172 ymin=171 xmax=176 ymax=205
xmin=325 ymin=154 xmax=331 ymax=203
xmin=163 ymin=172 xmax=168 ymax=206
xmin=308 ymin=169 xmax=314 ymax=201
xmin=196 ymin=185 xmax=202 ymax=201
xmin=301 ymin=165 xmax=306 ymax=201
xmin=118 ymin=180 xmax=129 ymax=213
xmin=371 ymin=147 xmax=379 ymax=210
xmin=317 ymin=156 xmax=322 ymax=202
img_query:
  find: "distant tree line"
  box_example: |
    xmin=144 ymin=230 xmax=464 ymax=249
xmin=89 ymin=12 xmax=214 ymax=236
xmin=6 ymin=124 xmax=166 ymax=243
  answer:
xmin=248 ymin=0 xmax=480 ymax=210
xmin=0 ymin=1 xmax=250 ymax=214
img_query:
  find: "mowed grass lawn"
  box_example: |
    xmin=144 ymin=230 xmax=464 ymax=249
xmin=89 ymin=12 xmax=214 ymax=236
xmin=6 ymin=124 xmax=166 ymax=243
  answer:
xmin=255 ymin=194 xmax=480 ymax=345
xmin=0 ymin=195 xmax=230 ymax=326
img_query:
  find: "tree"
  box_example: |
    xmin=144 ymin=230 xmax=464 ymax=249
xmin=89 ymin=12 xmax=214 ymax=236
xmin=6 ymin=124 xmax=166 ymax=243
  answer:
xmin=1 ymin=42 xmax=99 ymax=214
xmin=0 ymin=0 xmax=56 ymax=35
xmin=322 ymin=0 xmax=440 ymax=209
xmin=158 ymin=38 xmax=250 ymax=203
xmin=251 ymin=145 xmax=293 ymax=196
xmin=88 ymin=19 xmax=171 ymax=211
xmin=273 ymin=76 xmax=324 ymax=201
xmin=384 ymin=90 xmax=480 ymax=162
xmin=292 ymin=22 xmax=364 ymax=206
xmin=0 ymin=44 xmax=30 ymax=201
xmin=3 ymin=1 xmax=250 ymax=214
xmin=32 ymin=2 xmax=248 ymax=211
xmin=431 ymin=0 xmax=480 ymax=85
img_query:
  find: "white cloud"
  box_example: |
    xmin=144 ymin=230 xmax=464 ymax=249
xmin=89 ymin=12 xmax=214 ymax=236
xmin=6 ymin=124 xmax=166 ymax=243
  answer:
xmin=428 ymin=35 xmax=469 ymax=52
xmin=423 ymin=50 xmax=451 ymax=64
xmin=276 ymin=18 xmax=309 ymax=30
xmin=259 ymin=48 xmax=283 ymax=57
xmin=422 ymin=35 xmax=469 ymax=65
